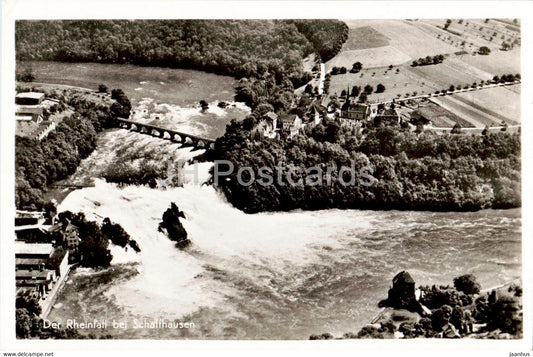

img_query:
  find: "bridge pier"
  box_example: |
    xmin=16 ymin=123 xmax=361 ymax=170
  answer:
xmin=115 ymin=118 xmax=215 ymax=150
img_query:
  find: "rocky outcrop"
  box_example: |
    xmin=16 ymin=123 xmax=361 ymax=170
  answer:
xmin=159 ymin=203 xmax=190 ymax=248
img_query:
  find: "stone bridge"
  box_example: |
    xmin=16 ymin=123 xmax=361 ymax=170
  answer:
xmin=115 ymin=118 xmax=216 ymax=150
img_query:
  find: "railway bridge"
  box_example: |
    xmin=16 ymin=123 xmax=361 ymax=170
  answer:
xmin=115 ymin=118 xmax=216 ymax=150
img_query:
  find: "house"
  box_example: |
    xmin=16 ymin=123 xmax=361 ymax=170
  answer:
xmin=15 ymin=242 xmax=55 ymax=260
xmin=379 ymin=271 xmax=427 ymax=314
xmin=16 ymin=92 xmax=45 ymax=105
xmin=278 ymin=114 xmax=303 ymax=137
xmin=64 ymin=222 xmax=80 ymax=250
xmin=341 ymin=101 xmax=371 ymax=121
xmin=16 ymin=92 xmax=45 ymax=123
xmin=16 ymin=268 xmax=57 ymax=297
xmin=261 ymin=111 xmax=278 ymax=138
xmin=15 ymin=210 xmax=45 ymax=226
xmin=15 ymin=92 xmax=58 ymax=141
xmin=307 ymin=100 xmax=326 ymax=125
xmin=49 ymin=220 xmax=81 ymax=251
xmin=15 ymin=241 xmax=69 ymax=300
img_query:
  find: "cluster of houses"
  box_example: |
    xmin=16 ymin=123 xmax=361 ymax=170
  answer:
xmin=256 ymin=97 xmax=407 ymax=140
xmin=15 ymin=92 xmax=59 ymax=141
xmin=15 ymin=210 xmax=80 ymax=316
xmin=256 ymin=99 xmax=326 ymax=139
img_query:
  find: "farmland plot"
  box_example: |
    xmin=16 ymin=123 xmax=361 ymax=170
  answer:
xmin=342 ymin=26 xmax=389 ymax=50
xmin=368 ymin=20 xmax=457 ymax=58
xmin=453 ymin=85 xmax=520 ymax=124
xmin=326 ymin=46 xmax=411 ymax=70
xmin=456 ymin=48 xmax=520 ymax=76
xmin=406 ymin=62 xmax=483 ymax=89
xmin=327 ymin=67 xmax=435 ymax=102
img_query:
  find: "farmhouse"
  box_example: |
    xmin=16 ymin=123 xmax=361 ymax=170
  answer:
xmin=340 ymin=101 xmax=371 ymax=121
xmin=373 ymin=107 xmax=401 ymax=126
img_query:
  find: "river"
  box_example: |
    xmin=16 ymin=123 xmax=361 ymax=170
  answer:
xmin=38 ymin=62 xmax=521 ymax=340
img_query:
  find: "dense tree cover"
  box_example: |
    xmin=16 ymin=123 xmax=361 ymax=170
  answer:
xmin=235 ymin=75 xmax=296 ymax=113
xmin=213 ymin=119 xmax=520 ymax=213
xmin=15 ymin=86 xmax=128 ymax=209
xmin=286 ymin=20 xmax=349 ymax=62
xmin=454 ymin=275 xmax=481 ymax=295
xmin=101 ymin=217 xmax=141 ymax=252
xmin=16 ymin=20 xmax=347 ymax=87
xmin=159 ymin=203 xmax=190 ymax=248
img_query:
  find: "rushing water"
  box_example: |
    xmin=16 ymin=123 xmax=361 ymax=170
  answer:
xmin=36 ymin=61 xmax=521 ymax=339
xmin=19 ymin=61 xmax=250 ymax=138
xmin=47 ymin=130 xmax=521 ymax=340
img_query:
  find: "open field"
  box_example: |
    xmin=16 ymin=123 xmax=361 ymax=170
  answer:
xmin=328 ymin=68 xmax=435 ymax=103
xmin=453 ymin=85 xmax=520 ymax=124
xmin=367 ymin=20 xmax=457 ymax=58
xmin=456 ymin=48 xmax=521 ymax=76
xmin=430 ymin=91 xmax=518 ymax=128
xmin=342 ymin=26 xmax=389 ymax=50
xmin=416 ymin=102 xmax=475 ymax=128
xmin=326 ymin=46 xmax=411 ymax=71
xmin=325 ymin=19 xmax=520 ymax=130
xmin=406 ymin=62 xmax=483 ymax=89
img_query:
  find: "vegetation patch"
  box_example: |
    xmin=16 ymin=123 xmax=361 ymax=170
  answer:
xmin=341 ymin=26 xmax=389 ymax=51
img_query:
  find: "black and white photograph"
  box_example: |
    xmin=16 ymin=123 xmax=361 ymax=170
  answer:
xmin=1 ymin=1 xmax=531 ymax=355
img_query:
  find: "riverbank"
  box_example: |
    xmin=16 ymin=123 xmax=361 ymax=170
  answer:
xmin=46 ymin=168 xmax=520 ymax=339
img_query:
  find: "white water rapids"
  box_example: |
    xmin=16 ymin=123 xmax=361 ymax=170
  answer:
xmin=49 ymin=130 xmax=521 ymax=339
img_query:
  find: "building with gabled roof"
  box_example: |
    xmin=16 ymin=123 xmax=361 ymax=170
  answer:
xmin=341 ymin=101 xmax=371 ymax=121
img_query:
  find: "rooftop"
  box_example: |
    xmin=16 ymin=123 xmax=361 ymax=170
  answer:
xmin=264 ymin=111 xmax=278 ymax=120
xmin=393 ymin=271 xmax=415 ymax=285
xmin=15 ymin=241 xmax=54 ymax=256
xmin=16 ymin=92 xmax=45 ymax=100
xmin=16 ymin=269 xmax=54 ymax=279
xmin=16 ymin=258 xmax=47 ymax=266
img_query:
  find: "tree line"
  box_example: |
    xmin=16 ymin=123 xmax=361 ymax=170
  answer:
xmin=213 ymin=117 xmax=520 ymax=213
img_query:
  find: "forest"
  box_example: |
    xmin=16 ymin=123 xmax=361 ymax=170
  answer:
xmin=16 ymin=20 xmax=347 ymax=87
xmin=15 ymin=86 xmax=127 ymax=209
xmin=213 ymin=117 xmax=521 ymax=213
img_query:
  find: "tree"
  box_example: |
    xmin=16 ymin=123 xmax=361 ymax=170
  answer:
xmin=97 ymin=84 xmax=108 ymax=93
xmin=16 ymin=309 xmax=32 ymax=338
xmin=478 ymin=46 xmax=491 ymax=55
xmin=453 ymin=275 xmax=481 ymax=295
xmin=17 ymin=66 xmax=35 ymax=82
xmin=351 ymin=61 xmax=363 ymax=73
xmin=376 ymin=84 xmax=385 ymax=93
xmin=364 ymin=84 xmax=374 ymax=94
xmin=351 ymin=86 xmax=360 ymax=97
